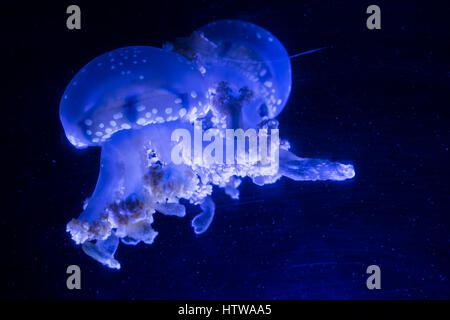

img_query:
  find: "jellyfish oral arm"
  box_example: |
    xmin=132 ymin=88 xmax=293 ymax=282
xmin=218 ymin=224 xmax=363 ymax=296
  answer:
xmin=278 ymin=149 xmax=355 ymax=181
xmin=66 ymin=128 xmax=150 ymax=244
xmin=191 ymin=196 xmax=216 ymax=235
xmin=65 ymin=122 xmax=215 ymax=268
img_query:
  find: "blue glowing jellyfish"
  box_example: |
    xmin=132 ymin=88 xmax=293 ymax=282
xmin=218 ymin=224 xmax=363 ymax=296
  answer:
xmin=61 ymin=23 xmax=355 ymax=269
xmin=61 ymin=46 xmax=211 ymax=268
xmin=165 ymin=19 xmax=292 ymax=129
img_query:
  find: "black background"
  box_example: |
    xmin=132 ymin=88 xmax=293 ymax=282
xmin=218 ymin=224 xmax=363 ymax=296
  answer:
xmin=2 ymin=0 xmax=449 ymax=299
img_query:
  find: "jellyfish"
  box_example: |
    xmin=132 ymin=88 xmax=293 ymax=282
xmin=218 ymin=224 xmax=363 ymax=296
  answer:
xmin=165 ymin=19 xmax=292 ymax=129
xmin=61 ymin=46 xmax=213 ymax=268
xmin=61 ymin=24 xmax=355 ymax=269
xmin=166 ymin=20 xmax=355 ymax=188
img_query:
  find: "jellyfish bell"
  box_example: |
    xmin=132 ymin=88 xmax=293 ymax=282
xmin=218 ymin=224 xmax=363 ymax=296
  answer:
xmin=166 ymin=20 xmax=292 ymax=129
xmin=199 ymin=20 xmax=292 ymax=127
xmin=60 ymin=46 xmax=210 ymax=149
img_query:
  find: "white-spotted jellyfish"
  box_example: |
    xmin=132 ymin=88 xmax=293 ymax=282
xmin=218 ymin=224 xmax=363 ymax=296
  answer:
xmin=60 ymin=24 xmax=355 ymax=269
xmin=165 ymin=19 xmax=292 ymax=129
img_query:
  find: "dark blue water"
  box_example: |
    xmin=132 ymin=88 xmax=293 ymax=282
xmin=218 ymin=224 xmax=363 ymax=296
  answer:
xmin=3 ymin=0 xmax=449 ymax=299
